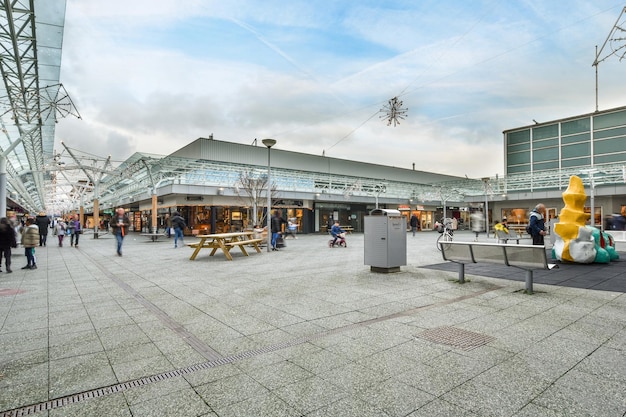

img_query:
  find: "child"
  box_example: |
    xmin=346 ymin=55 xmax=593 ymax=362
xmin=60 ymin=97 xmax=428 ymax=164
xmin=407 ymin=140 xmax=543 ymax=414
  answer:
xmin=56 ymin=219 xmax=66 ymax=247
xmin=21 ymin=217 xmax=39 ymax=269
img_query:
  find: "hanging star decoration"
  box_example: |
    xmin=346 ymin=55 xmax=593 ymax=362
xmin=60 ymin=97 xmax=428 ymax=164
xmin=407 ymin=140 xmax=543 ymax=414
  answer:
xmin=380 ymin=96 xmax=408 ymax=126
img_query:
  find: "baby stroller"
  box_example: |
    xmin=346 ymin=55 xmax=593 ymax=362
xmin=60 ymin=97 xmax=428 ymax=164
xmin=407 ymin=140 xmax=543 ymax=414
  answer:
xmin=329 ymin=232 xmax=347 ymax=248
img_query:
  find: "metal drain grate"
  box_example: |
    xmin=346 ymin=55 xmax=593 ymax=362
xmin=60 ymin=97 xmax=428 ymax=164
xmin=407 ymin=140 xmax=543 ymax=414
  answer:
xmin=0 ymin=289 xmax=25 ymax=297
xmin=418 ymin=326 xmax=495 ymax=351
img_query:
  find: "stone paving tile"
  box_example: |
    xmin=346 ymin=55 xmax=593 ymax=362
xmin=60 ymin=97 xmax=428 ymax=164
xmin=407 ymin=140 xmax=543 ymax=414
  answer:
xmin=96 ymin=323 xmax=153 ymax=350
xmin=111 ymin=354 xmax=174 ymax=382
xmin=319 ymin=361 xmax=389 ymax=393
xmin=516 ymin=335 xmax=600 ymax=368
xmin=576 ymin=345 xmax=626 ymax=384
xmin=213 ymin=392 xmax=300 ymax=417
xmin=0 ymin=368 xmax=49 ymax=411
xmin=48 ymin=352 xmax=118 ymax=398
xmin=233 ymin=350 xmax=286 ymax=372
xmin=511 ymin=403 xmax=564 ymax=417
xmin=195 ymin=372 xmax=270 ymax=410
xmin=361 ymin=378 xmax=435 ymax=417
xmin=405 ymin=399 xmax=479 ymax=417
xmin=182 ymin=363 xmax=242 ymax=388
xmin=48 ymin=329 xmax=104 ymax=360
xmin=129 ymin=387 xmax=213 ymax=417
xmin=123 ymin=377 xmax=192 ymax=406
xmin=287 ymin=346 xmax=352 ymax=375
xmin=273 ymin=375 xmax=349 ymax=415
xmin=49 ymin=392 xmax=132 ymax=417
xmin=0 ymin=328 xmax=48 ymax=353
xmin=532 ymin=369 xmax=626 ymax=416
xmin=442 ymin=379 xmax=532 ymax=416
xmin=356 ymin=347 xmax=421 ymax=380
xmin=246 ymin=360 xmax=314 ymax=391
xmin=306 ymin=395 xmax=391 ymax=417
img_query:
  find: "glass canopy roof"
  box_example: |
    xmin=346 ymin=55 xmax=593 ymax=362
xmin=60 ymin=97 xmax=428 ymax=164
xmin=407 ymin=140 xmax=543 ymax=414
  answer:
xmin=0 ymin=0 xmax=66 ymax=212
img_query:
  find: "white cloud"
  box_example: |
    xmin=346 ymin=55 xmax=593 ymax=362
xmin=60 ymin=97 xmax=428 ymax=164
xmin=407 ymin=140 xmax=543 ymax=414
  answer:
xmin=57 ymin=0 xmax=626 ymax=178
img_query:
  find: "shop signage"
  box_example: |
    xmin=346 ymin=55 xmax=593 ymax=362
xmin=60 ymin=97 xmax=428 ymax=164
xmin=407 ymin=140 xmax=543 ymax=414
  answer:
xmin=274 ymin=200 xmax=303 ymax=207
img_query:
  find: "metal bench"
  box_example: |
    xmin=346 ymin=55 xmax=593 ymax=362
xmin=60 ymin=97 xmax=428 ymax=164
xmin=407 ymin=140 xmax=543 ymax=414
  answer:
xmin=140 ymin=233 xmax=167 ymax=242
xmin=607 ymin=230 xmax=626 ymax=249
xmin=439 ymin=241 xmax=557 ymax=294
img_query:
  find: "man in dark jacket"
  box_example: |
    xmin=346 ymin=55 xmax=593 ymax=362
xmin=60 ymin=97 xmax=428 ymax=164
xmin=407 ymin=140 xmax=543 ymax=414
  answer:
xmin=0 ymin=217 xmax=17 ymax=273
xmin=270 ymin=210 xmax=286 ymax=251
xmin=410 ymin=214 xmax=419 ymax=237
xmin=110 ymin=207 xmax=131 ymax=256
xmin=529 ymin=203 xmax=547 ymax=245
xmin=171 ymin=212 xmax=186 ymax=248
xmin=35 ymin=212 xmax=50 ymax=246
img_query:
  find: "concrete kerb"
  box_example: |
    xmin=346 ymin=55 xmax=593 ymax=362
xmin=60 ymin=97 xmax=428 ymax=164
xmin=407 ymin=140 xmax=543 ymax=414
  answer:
xmin=0 ymin=230 xmax=624 ymax=416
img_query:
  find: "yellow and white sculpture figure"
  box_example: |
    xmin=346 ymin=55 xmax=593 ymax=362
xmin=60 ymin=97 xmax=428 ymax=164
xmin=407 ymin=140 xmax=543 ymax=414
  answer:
xmin=553 ymin=175 xmax=596 ymax=263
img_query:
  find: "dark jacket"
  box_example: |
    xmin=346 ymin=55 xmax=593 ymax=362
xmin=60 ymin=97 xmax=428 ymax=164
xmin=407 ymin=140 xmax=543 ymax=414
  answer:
xmin=171 ymin=215 xmax=186 ymax=230
xmin=0 ymin=223 xmax=17 ymax=248
xmin=271 ymin=215 xmax=286 ymax=233
xmin=528 ymin=210 xmax=545 ymax=236
xmin=35 ymin=215 xmax=50 ymax=235
xmin=110 ymin=215 xmax=131 ymax=236
xmin=410 ymin=215 xmax=419 ymax=227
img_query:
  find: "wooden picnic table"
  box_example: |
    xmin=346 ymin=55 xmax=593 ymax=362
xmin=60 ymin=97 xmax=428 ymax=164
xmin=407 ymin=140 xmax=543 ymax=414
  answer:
xmin=187 ymin=231 xmax=262 ymax=261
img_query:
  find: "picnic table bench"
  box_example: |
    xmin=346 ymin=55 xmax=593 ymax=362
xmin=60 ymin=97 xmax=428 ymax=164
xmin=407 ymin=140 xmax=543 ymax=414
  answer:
xmin=439 ymin=240 xmax=557 ymax=294
xmin=187 ymin=232 xmax=262 ymax=261
xmin=140 ymin=232 xmax=167 ymax=242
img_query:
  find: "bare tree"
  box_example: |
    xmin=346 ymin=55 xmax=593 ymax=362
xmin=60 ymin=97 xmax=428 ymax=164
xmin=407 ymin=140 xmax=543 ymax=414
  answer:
xmin=235 ymin=169 xmax=277 ymax=227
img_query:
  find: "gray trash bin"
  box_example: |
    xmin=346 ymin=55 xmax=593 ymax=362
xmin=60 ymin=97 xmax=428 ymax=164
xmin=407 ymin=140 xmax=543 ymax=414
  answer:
xmin=364 ymin=209 xmax=407 ymax=273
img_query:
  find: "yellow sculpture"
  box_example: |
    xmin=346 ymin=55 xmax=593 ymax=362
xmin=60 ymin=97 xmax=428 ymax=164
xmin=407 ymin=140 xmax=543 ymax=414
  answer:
xmin=553 ymin=175 xmax=598 ymax=263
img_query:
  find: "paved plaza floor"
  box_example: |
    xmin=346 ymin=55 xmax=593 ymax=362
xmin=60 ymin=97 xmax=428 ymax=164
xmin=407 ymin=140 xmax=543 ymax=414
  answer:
xmin=1 ymin=230 xmax=625 ymax=416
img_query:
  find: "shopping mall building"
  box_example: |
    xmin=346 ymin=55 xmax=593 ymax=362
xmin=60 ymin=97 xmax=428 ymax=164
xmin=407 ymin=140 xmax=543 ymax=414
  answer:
xmin=81 ymin=104 xmax=626 ymax=235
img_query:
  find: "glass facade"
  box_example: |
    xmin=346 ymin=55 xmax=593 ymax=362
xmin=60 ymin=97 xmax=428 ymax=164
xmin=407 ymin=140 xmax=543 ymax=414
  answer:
xmin=505 ymin=107 xmax=626 ymax=175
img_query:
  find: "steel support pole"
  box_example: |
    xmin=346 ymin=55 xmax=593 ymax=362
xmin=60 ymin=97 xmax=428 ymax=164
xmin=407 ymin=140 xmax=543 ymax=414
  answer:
xmin=152 ymin=192 xmax=158 ymax=233
xmin=0 ymin=156 xmax=6 ymax=219
xmin=525 ymin=270 xmax=534 ymax=294
xmin=262 ymin=139 xmax=276 ymax=252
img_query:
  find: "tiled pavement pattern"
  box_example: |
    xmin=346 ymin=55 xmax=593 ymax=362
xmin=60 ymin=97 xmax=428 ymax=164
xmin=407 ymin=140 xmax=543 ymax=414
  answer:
xmin=0 ymin=230 xmax=625 ymax=416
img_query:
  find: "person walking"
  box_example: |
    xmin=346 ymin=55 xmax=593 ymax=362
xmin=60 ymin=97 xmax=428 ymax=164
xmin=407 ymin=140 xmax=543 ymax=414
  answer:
xmin=110 ymin=207 xmax=131 ymax=256
xmin=35 ymin=212 xmax=50 ymax=246
xmin=21 ymin=217 xmax=39 ymax=269
xmin=270 ymin=210 xmax=286 ymax=251
xmin=165 ymin=214 xmax=172 ymax=238
xmin=0 ymin=217 xmax=17 ymax=273
xmin=56 ymin=219 xmax=67 ymax=247
xmin=68 ymin=214 xmax=81 ymax=247
xmin=470 ymin=212 xmax=485 ymax=242
xmin=528 ymin=203 xmax=547 ymax=245
xmin=171 ymin=211 xmax=186 ymax=248
xmin=410 ymin=214 xmax=419 ymax=237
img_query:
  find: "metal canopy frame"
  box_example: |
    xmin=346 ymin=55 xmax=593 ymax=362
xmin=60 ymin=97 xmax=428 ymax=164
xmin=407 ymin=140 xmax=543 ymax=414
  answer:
xmin=0 ymin=0 xmax=68 ymax=214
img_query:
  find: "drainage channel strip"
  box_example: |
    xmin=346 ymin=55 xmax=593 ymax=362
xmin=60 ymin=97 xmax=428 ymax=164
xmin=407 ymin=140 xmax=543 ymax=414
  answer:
xmin=0 ymin=285 xmax=502 ymax=416
xmin=85 ymin=251 xmax=223 ymax=362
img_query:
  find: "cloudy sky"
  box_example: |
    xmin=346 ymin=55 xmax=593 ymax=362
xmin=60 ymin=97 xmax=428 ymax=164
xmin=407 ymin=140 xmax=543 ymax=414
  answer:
xmin=57 ymin=0 xmax=626 ymax=178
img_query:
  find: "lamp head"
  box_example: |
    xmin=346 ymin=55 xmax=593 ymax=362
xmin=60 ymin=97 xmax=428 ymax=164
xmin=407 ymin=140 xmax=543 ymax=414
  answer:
xmin=262 ymin=138 xmax=276 ymax=148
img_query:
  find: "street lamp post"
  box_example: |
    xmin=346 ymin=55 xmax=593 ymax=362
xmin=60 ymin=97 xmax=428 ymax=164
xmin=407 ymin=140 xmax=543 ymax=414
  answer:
xmin=262 ymin=139 xmax=276 ymax=252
